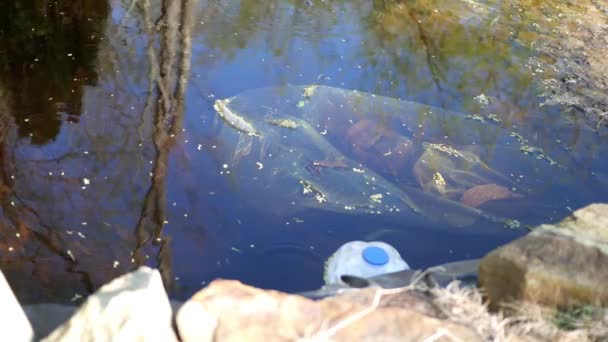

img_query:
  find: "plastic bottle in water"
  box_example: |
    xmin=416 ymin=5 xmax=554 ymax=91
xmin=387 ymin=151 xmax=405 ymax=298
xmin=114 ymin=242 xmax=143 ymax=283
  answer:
xmin=324 ymin=241 xmax=410 ymax=285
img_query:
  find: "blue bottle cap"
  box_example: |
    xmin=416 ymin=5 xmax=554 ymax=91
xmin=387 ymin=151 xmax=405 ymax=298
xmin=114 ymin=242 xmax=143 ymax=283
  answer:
xmin=362 ymin=246 xmax=389 ymax=266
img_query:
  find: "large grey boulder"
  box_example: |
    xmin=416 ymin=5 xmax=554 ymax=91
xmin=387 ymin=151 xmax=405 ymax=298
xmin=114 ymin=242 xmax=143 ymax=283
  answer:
xmin=42 ymin=266 xmax=177 ymax=342
xmin=0 ymin=270 xmax=34 ymax=342
xmin=479 ymin=203 xmax=608 ymax=309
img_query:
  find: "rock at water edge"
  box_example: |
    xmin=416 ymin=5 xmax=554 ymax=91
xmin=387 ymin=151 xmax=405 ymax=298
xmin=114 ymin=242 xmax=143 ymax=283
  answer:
xmin=43 ymin=266 xmax=177 ymax=342
xmin=177 ymin=279 xmax=481 ymax=342
xmin=479 ymin=203 xmax=608 ymax=309
xmin=0 ymin=270 xmax=34 ymax=342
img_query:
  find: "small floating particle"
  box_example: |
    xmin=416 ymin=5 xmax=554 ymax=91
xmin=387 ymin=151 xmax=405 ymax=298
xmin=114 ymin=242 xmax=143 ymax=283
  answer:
xmin=77 ymin=232 xmax=86 ymax=239
xmin=70 ymin=293 xmax=83 ymax=302
xmin=256 ymin=162 xmax=264 ymax=170
xmin=67 ymin=250 xmax=75 ymax=262
xmin=113 ymin=261 xmax=120 ymax=268
xmin=370 ymin=194 xmax=383 ymax=204
xmin=197 ymin=144 xmax=202 ymax=150
xmin=352 ymin=168 xmax=364 ymax=173
xmin=83 ymin=178 xmax=90 ymax=185
xmin=231 ymin=247 xmax=242 ymax=253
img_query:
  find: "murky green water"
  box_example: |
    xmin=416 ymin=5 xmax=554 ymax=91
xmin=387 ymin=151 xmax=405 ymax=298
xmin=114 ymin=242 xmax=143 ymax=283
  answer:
xmin=0 ymin=0 xmax=606 ymax=303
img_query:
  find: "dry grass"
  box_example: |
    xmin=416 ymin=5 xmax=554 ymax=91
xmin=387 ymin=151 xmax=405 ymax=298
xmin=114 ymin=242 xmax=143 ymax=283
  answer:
xmin=301 ymin=268 xmax=606 ymax=341
xmin=431 ymin=281 xmax=608 ymax=341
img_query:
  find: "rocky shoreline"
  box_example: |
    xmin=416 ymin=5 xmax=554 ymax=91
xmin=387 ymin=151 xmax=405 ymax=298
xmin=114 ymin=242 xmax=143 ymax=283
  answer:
xmin=2 ymin=204 xmax=607 ymax=341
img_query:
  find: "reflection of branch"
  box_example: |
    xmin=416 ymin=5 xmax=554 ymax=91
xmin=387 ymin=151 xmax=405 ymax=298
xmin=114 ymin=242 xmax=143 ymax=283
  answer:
xmin=0 ymin=116 xmax=97 ymax=292
xmin=16 ymin=150 xmax=141 ymax=164
xmin=133 ymin=0 xmax=197 ymax=292
xmin=406 ymin=7 xmax=443 ymax=94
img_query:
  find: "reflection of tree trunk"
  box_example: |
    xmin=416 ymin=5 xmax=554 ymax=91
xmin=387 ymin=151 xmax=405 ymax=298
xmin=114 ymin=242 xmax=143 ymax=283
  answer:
xmin=133 ymin=0 xmax=196 ymax=291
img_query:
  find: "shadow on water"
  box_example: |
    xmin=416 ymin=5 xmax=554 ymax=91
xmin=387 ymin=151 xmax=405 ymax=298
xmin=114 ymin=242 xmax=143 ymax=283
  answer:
xmin=0 ymin=0 xmax=606 ymax=302
xmin=0 ymin=0 xmax=109 ymax=144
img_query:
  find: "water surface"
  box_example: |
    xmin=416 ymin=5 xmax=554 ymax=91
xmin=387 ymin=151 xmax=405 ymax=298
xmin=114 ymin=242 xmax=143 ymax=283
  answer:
xmin=0 ymin=0 xmax=606 ymax=303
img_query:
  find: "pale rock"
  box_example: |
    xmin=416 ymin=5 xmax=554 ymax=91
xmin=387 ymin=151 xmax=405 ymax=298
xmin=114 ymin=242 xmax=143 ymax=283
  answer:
xmin=177 ymin=279 xmax=481 ymax=342
xmin=43 ymin=266 xmax=177 ymax=342
xmin=176 ymin=301 xmax=217 ymax=342
xmin=479 ymin=203 xmax=608 ymax=309
xmin=0 ymin=270 xmax=34 ymax=342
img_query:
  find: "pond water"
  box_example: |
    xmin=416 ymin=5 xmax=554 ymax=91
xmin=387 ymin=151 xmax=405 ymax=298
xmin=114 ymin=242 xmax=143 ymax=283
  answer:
xmin=0 ymin=0 xmax=607 ymax=303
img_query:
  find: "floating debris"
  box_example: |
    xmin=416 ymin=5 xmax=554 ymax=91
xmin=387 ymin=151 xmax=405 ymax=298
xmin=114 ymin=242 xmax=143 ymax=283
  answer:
xmin=466 ymin=114 xmax=486 ymax=123
xmin=268 ymin=118 xmax=299 ymax=129
xmin=70 ymin=293 xmax=83 ymax=302
xmin=432 ymin=172 xmax=447 ymax=195
xmin=67 ymin=250 xmax=75 ymax=262
xmin=214 ymin=99 xmax=258 ymax=135
xmin=505 ymin=220 xmax=521 ymax=229
xmin=299 ymin=179 xmax=327 ymax=203
xmin=303 ymin=85 xmax=318 ymax=98
xmin=509 ymin=132 xmax=558 ymax=165
xmin=423 ymin=143 xmax=466 ymax=158
xmin=474 ymin=93 xmax=491 ymax=105
xmin=486 ymin=113 xmax=502 ymax=123
xmin=370 ymin=193 xmax=383 ymax=204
